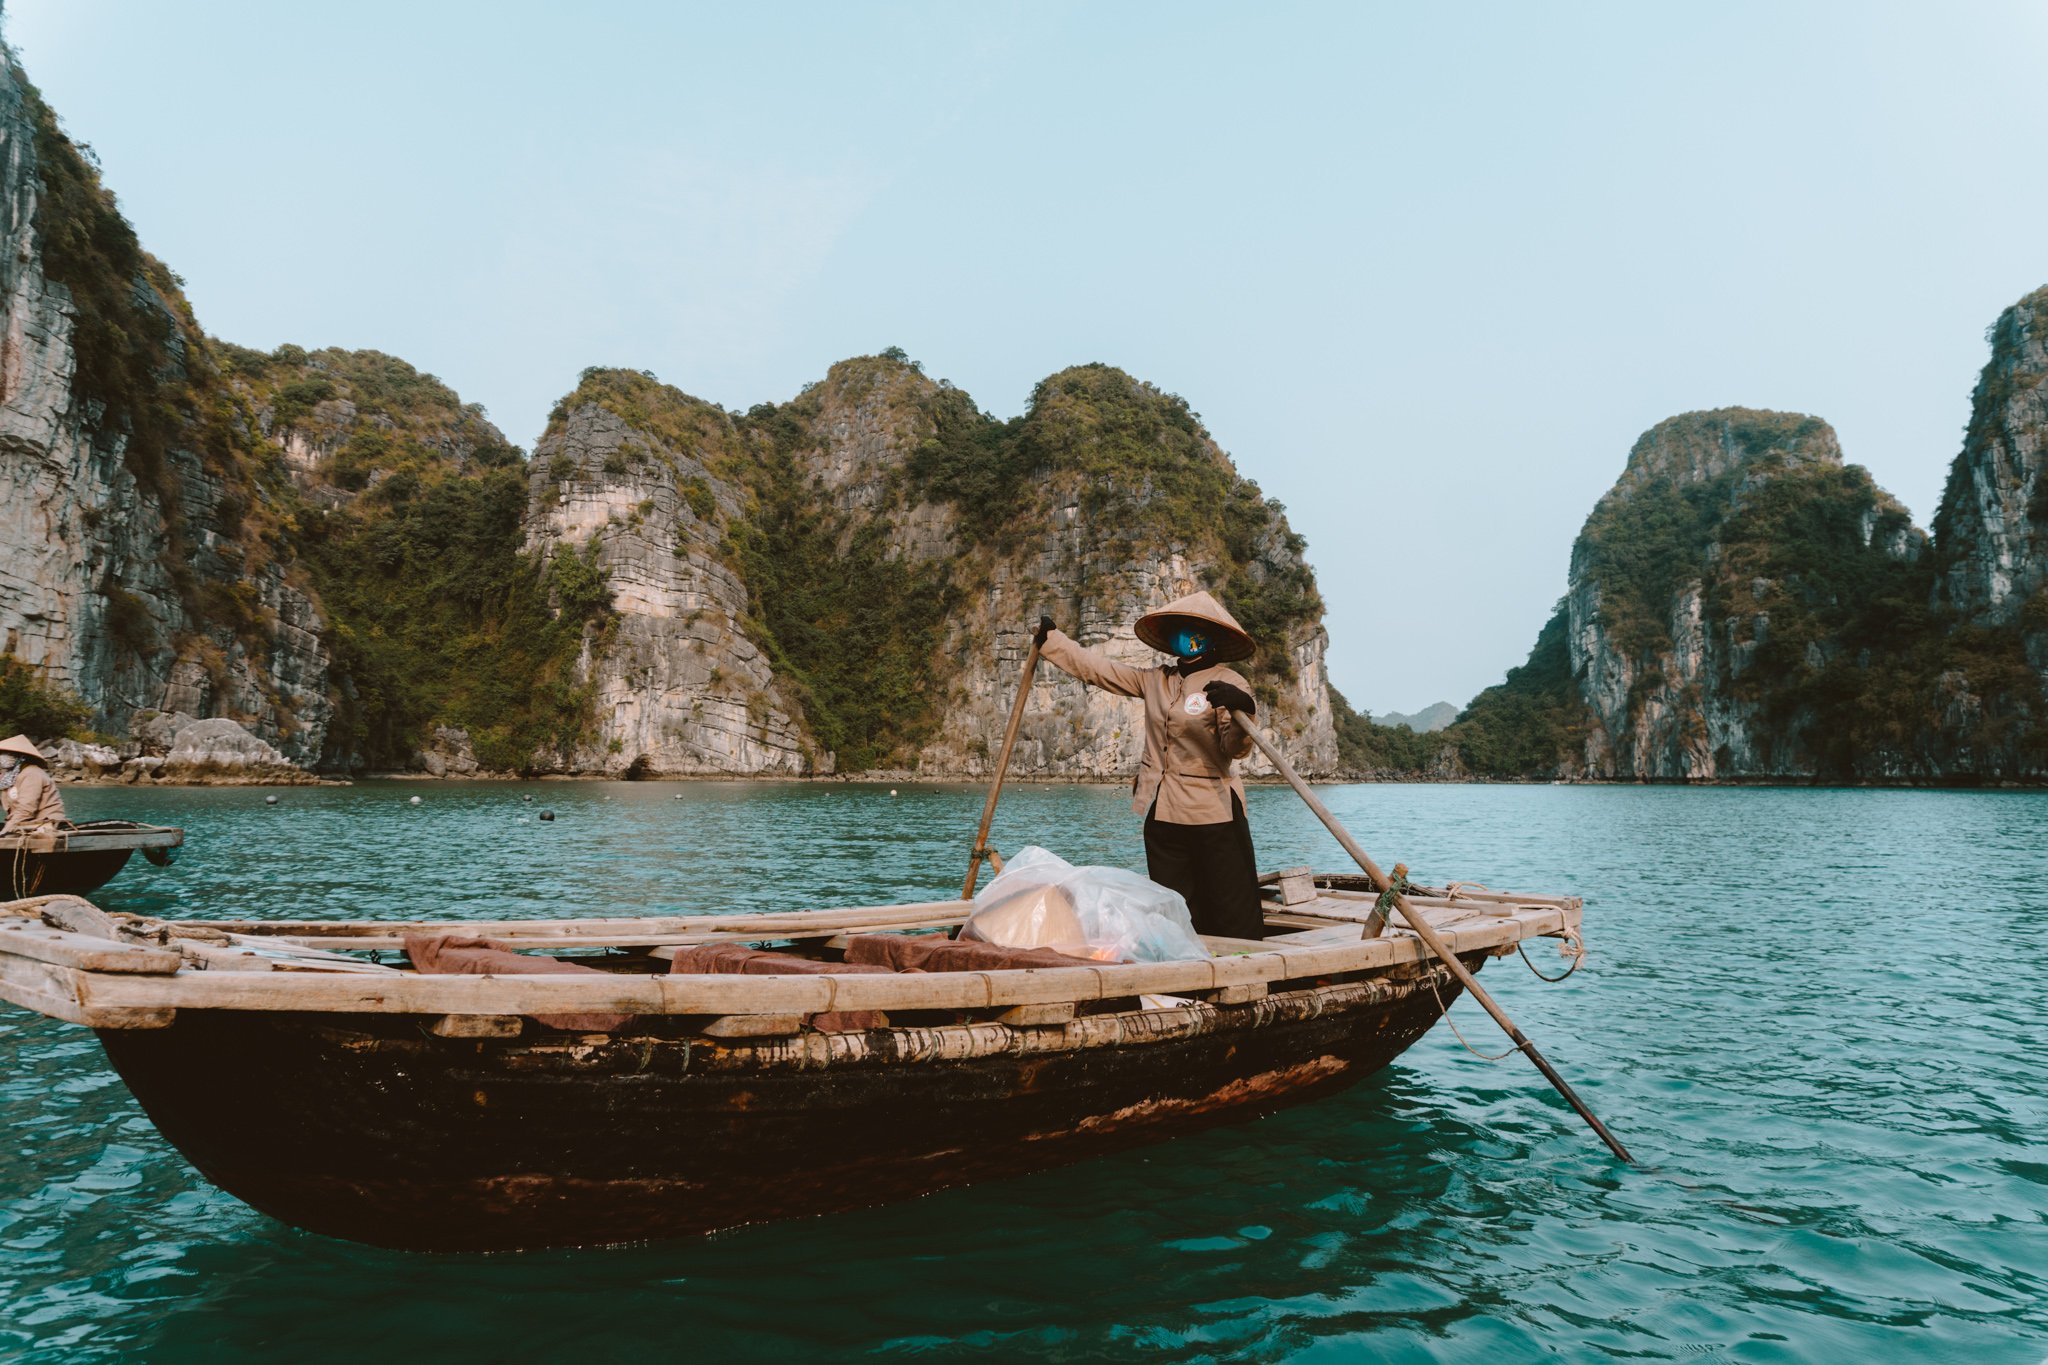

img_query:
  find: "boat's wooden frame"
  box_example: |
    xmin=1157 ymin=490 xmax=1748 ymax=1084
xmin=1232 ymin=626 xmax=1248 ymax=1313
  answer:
xmin=0 ymin=887 xmax=1577 ymax=1029
xmin=0 ymin=881 xmax=1585 ymax=1251
xmin=0 ymin=822 xmax=184 ymax=896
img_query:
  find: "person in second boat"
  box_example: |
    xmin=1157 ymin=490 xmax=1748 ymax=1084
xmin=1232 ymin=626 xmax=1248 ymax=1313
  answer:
xmin=1034 ymin=591 xmax=1265 ymax=941
xmin=0 ymin=734 xmax=67 ymax=835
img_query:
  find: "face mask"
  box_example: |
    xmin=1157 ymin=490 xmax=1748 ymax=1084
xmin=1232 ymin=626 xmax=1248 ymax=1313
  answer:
xmin=1170 ymin=627 xmax=1211 ymax=659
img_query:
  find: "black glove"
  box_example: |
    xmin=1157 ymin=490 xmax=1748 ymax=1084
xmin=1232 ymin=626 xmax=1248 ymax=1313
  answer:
xmin=1034 ymin=615 xmax=1055 ymax=647
xmin=1205 ymin=680 xmax=1255 ymax=716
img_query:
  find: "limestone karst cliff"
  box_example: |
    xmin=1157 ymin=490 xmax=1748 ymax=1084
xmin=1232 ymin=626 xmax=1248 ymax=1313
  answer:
xmin=1408 ymin=309 xmax=2048 ymax=783
xmin=523 ymin=374 xmax=811 ymax=776
xmin=16 ymin=24 xmax=2040 ymax=788
xmin=0 ymin=44 xmax=1343 ymax=781
xmin=1559 ymin=409 xmax=1928 ymax=779
xmin=520 ymin=359 xmax=1340 ymax=779
xmin=0 ymin=48 xmax=332 ymax=765
xmin=1932 ymin=285 xmax=2048 ymax=685
xmin=219 ymin=344 xmax=610 ymax=774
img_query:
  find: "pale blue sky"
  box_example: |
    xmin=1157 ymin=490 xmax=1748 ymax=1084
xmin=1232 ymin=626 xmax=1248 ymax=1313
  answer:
xmin=11 ymin=1 xmax=2048 ymax=715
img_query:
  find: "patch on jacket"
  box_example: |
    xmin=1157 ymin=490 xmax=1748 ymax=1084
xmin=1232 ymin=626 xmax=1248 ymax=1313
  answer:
xmin=1183 ymin=693 xmax=1210 ymax=716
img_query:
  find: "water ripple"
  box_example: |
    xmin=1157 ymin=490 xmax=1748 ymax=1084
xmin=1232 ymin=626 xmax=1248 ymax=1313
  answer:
xmin=0 ymin=781 xmax=2042 ymax=1361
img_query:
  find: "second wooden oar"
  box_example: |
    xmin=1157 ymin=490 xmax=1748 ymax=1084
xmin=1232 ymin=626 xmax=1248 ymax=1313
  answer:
xmin=1228 ymin=710 xmax=1635 ymax=1164
xmin=962 ymin=634 xmax=1043 ymax=898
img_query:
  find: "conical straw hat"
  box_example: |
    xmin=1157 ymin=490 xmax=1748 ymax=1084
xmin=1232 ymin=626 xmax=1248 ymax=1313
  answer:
xmin=1133 ymin=590 xmax=1256 ymax=663
xmin=0 ymin=734 xmax=48 ymax=765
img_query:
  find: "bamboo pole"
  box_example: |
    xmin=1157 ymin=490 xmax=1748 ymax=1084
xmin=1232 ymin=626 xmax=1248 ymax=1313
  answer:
xmin=963 ymin=635 xmax=1043 ymax=898
xmin=1228 ymin=710 xmax=1634 ymax=1164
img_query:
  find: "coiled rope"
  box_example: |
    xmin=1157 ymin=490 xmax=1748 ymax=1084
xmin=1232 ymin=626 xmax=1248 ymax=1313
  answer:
xmin=1519 ymin=928 xmax=1585 ymax=982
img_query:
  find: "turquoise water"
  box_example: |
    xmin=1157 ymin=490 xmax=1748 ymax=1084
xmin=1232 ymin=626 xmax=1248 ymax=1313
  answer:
xmin=0 ymin=780 xmax=2044 ymax=1362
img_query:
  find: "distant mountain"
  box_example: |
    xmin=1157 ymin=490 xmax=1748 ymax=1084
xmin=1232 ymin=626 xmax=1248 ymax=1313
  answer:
xmin=525 ymin=360 xmax=1339 ymax=777
xmin=0 ymin=44 xmax=1341 ymax=779
xmin=1415 ymin=301 xmax=2048 ymax=783
xmin=1374 ymin=702 xmax=1458 ymax=733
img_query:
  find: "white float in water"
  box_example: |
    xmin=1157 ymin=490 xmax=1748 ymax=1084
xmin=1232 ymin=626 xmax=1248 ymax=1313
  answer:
xmin=409 ymin=795 xmax=423 ymax=806
xmin=265 ymin=795 xmax=278 ymax=805
xmin=890 ymin=789 xmax=899 ymax=797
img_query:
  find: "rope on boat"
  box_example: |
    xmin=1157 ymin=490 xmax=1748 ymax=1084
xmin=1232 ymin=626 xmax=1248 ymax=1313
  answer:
xmin=1425 ymin=965 xmax=1517 ymax=1062
xmin=1518 ymin=928 xmax=1585 ymax=982
xmin=9 ymin=840 xmax=45 ymax=900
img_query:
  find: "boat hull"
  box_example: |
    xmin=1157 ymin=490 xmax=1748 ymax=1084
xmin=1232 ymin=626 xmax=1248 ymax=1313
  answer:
xmin=0 ymin=846 xmax=134 ymax=896
xmin=96 ymin=960 xmax=1476 ymax=1252
xmin=0 ymin=824 xmax=182 ymax=894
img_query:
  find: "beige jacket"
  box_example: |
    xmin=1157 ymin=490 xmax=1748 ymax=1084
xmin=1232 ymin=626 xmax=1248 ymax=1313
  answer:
xmin=1 ymin=764 xmax=66 ymax=833
xmin=1040 ymin=629 xmax=1254 ymax=825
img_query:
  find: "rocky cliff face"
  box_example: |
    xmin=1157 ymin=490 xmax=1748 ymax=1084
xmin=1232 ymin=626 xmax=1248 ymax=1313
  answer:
xmin=1933 ymin=286 xmax=2048 ymax=681
xmin=527 ymin=359 xmax=1340 ymax=779
xmin=0 ymin=44 xmax=1354 ymax=784
xmin=0 ymin=49 xmax=332 ymax=764
xmin=1560 ymin=409 xmax=1928 ymax=779
xmin=1441 ymin=366 xmax=2048 ymax=782
xmin=523 ymin=389 xmax=812 ymax=775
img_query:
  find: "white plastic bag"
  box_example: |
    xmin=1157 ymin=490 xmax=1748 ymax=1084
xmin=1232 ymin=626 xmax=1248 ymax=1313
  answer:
xmin=962 ymin=846 xmax=1210 ymax=963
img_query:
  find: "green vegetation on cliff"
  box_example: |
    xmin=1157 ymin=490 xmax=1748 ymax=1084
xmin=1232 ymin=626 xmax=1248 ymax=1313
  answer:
xmin=1439 ymin=607 xmax=1587 ymax=776
xmin=22 ymin=73 xmax=297 ymax=652
xmin=229 ymin=346 xmax=613 ymax=771
xmin=1434 ymin=406 xmax=2047 ymax=781
xmin=0 ymin=657 xmax=90 ymax=740
xmin=1330 ymin=688 xmax=1444 ymax=774
xmin=905 ymin=360 xmax=1324 ymax=692
xmin=554 ymin=365 xmax=967 ymax=771
xmin=558 ymin=355 xmax=1328 ymax=771
xmin=729 ymin=400 xmax=961 ymax=771
xmin=1574 ymin=411 xmax=1836 ymax=665
xmin=20 ymin=74 xmax=197 ymax=495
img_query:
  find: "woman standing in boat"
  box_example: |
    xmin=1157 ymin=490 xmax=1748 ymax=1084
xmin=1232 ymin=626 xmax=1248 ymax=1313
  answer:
xmin=0 ymin=735 xmax=66 ymax=834
xmin=1035 ymin=591 xmax=1265 ymax=940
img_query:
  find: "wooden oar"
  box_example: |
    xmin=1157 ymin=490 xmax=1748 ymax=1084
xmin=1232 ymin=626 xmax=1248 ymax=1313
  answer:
xmin=1228 ymin=710 xmax=1635 ymax=1164
xmin=962 ymin=634 xmax=1043 ymax=898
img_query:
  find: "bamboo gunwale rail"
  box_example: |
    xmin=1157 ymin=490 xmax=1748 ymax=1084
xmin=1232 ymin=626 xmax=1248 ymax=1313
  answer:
xmin=0 ymin=890 xmax=1579 ymax=1029
xmin=0 ymin=824 xmax=183 ymax=853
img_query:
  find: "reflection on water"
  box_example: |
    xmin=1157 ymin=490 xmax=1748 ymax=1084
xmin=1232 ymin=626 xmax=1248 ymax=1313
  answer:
xmin=1 ymin=780 xmax=2044 ymax=1361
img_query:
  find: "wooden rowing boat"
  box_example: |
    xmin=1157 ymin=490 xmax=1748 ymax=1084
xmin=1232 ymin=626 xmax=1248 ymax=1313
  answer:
xmin=0 ymin=876 xmax=1585 ymax=1252
xmin=0 ymin=821 xmax=183 ymax=896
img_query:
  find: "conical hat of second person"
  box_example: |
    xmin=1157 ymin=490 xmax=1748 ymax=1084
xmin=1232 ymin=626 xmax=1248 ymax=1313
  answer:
xmin=1133 ymin=591 xmax=1256 ymax=662
xmin=0 ymin=734 xmax=48 ymax=766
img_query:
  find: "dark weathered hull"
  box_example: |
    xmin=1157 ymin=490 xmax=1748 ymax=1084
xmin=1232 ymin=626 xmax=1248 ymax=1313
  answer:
xmin=0 ymin=823 xmax=181 ymax=894
xmin=97 ymin=961 xmax=1476 ymax=1252
xmin=0 ymin=847 xmax=133 ymax=896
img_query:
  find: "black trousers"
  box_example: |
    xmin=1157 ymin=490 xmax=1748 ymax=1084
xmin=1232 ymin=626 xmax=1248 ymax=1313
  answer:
xmin=1144 ymin=795 xmax=1264 ymax=940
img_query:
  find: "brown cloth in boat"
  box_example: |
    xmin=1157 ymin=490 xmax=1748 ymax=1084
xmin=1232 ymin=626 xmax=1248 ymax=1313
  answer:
xmin=843 ymin=934 xmax=1115 ymax=972
xmin=403 ymin=932 xmax=630 ymax=1033
xmin=666 ymin=943 xmax=888 ymax=1032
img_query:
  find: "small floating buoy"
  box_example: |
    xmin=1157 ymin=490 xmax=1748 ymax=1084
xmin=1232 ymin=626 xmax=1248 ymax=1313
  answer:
xmin=265 ymin=795 xmax=278 ymax=805
xmin=890 ymin=789 xmax=898 ymax=797
xmin=539 ymin=810 xmax=555 ymax=822
xmin=523 ymin=794 xmax=533 ymax=803
xmin=409 ymin=795 xmax=423 ymax=806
